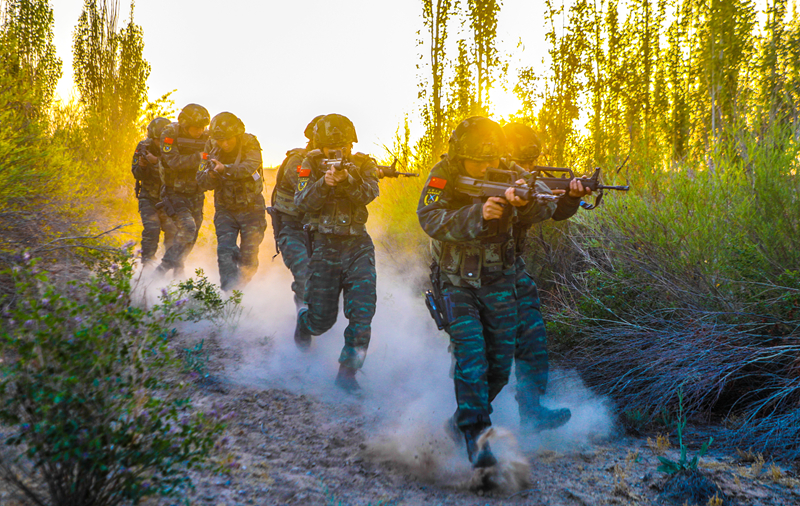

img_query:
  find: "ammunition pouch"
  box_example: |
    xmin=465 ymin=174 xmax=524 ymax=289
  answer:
xmin=432 ymin=237 xmax=515 ymax=286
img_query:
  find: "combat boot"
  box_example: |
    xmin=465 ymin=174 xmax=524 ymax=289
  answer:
xmin=463 ymin=425 xmax=497 ymax=468
xmin=293 ymin=309 xmax=311 ymax=351
xmin=334 ymin=364 xmax=361 ymax=393
xmin=518 ymin=388 xmax=571 ymax=433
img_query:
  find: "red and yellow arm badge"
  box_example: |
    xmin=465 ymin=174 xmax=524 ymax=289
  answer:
xmin=423 ymin=176 xmax=447 ymax=205
xmin=297 ymin=166 xmax=311 ymax=191
xmin=162 ymin=137 xmax=174 ymax=153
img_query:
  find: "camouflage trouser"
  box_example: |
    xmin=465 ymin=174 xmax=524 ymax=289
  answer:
xmin=442 ymin=276 xmax=517 ymax=429
xmin=514 ymin=258 xmax=549 ymax=405
xmin=159 ymin=192 xmax=204 ymax=272
xmin=277 ymin=221 xmax=310 ymax=304
xmin=138 ymin=196 xmax=177 ymax=264
xmin=214 ymin=207 xmax=267 ymax=292
xmin=297 ymin=233 xmax=376 ymax=369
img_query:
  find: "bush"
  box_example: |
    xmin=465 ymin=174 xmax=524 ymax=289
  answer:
xmin=0 ymin=250 xmax=224 ymax=505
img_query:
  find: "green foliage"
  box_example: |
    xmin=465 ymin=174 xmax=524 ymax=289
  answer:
xmin=0 ymin=0 xmax=62 ymax=115
xmin=182 ymin=339 xmax=210 ymax=379
xmin=71 ymin=0 xmax=153 ymax=207
xmin=168 ymin=268 xmax=243 ymax=325
xmin=0 ymin=251 xmax=225 ymax=505
xmin=656 ymin=390 xmax=713 ymax=475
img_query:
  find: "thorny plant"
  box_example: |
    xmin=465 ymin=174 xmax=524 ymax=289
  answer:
xmin=0 ymin=250 xmax=230 ymax=506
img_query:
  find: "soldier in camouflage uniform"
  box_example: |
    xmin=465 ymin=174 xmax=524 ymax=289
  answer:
xmin=196 ymin=112 xmax=266 ymax=292
xmin=131 ymin=117 xmax=176 ymax=267
xmin=155 ymin=103 xmax=210 ymax=277
xmin=293 ymin=114 xmax=379 ymax=394
xmin=418 ymin=116 xmax=548 ymax=468
xmin=268 ymin=115 xmax=325 ymax=310
xmin=502 ymin=123 xmax=591 ymax=432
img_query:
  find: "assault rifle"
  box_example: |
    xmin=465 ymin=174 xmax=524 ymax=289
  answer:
xmin=377 ymin=159 xmax=419 ymax=178
xmin=321 ymin=149 xmax=348 ymax=171
xmin=532 ymin=166 xmax=630 ymax=210
xmin=455 ymin=168 xmax=559 ymax=203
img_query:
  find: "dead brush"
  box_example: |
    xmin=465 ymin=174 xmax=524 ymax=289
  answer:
xmin=648 ymin=433 xmax=671 ymax=456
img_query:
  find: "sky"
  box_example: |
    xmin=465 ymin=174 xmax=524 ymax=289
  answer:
xmin=50 ymin=0 xmax=551 ymax=166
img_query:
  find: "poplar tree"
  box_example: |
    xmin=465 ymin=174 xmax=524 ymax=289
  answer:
xmin=466 ymin=0 xmax=501 ymax=111
xmin=420 ymin=0 xmax=456 ymax=161
xmin=0 ymin=0 xmax=62 ymax=114
xmin=72 ymin=0 xmax=150 ymax=187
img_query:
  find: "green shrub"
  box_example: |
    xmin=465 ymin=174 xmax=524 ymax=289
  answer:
xmin=657 ymin=390 xmax=713 ymax=475
xmin=0 ymin=251 xmax=225 ymax=505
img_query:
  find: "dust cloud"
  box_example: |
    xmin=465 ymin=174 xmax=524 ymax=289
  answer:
xmin=131 ymin=231 xmax=615 ymax=492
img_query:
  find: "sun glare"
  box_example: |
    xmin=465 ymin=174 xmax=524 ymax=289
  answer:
xmin=490 ymin=85 xmax=523 ymax=119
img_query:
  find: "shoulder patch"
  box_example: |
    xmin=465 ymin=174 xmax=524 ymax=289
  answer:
xmin=162 ymin=144 xmax=173 ymax=153
xmin=163 ymin=137 xmax=174 ymax=144
xmin=424 ymin=187 xmax=442 ymax=205
xmin=428 ymin=177 xmax=447 ymax=190
xmin=297 ymin=166 xmax=311 ymax=191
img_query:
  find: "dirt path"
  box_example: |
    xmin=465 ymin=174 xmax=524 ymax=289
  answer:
xmin=157 ymin=321 xmax=800 ymax=506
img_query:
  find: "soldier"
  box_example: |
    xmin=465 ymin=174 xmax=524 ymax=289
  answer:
xmin=503 ymin=122 xmax=590 ymax=432
xmin=267 ymin=115 xmax=325 ymax=310
xmin=155 ymin=103 xmax=210 ymax=277
xmin=293 ymin=113 xmax=379 ymax=394
xmin=196 ymin=112 xmax=266 ymax=292
xmin=418 ymin=116 xmax=547 ymax=468
xmin=131 ymin=117 xmax=176 ymax=267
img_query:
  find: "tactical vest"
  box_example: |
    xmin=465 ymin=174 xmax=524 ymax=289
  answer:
xmin=133 ymin=139 xmax=162 ymax=200
xmin=159 ymin=122 xmax=208 ymax=195
xmin=271 ymin=148 xmax=306 ymax=218
xmin=430 ymin=158 xmax=519 ymax=288
xmin=208 ymin=134 xmax=265 ymax=212
xmin=302 ymin=150 xmax=376 ymax=236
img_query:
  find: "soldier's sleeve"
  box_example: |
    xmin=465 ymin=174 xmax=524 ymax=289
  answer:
xmin=416 ymin=165 xmax=488 ymax=242
xmin=160 ymin=126 xmax=202 ymax=173
xmin=195 ymin=163 xmax=219 ymax=191
xmin=515 ymin=178 xmax=557 ymax=225
xmin=131 ymin=140 xmax=146 ymax=180
xmin=219 ymin=136 xmax=264 ymax=181
xmin=338 ymin=157 xmax=379 ymax=205
xmin=280 ymin=153 xmax=303 ymax=195
xmin=550 ymin=192 xmax=581 ymax=221
xmin=294 ymin=157 xmax=331 ymax=211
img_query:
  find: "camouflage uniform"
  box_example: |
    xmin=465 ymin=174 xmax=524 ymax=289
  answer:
xmin=156 ymin=106 xmax=210 ymax=275
xmin=131 ymin=138 xmax=176 ymax=264
xmin=294 ymin=149 xmax=379 ymax=370
xmin=512 ymin=177 xmax=580 ymax=410
xmin=503 ymin=122 xmax=582 ymax=430
xmin=197 ymin=130 xmax=266 ymax=292
xmin=418 ymin=155 xmax=546 ymax=433
xmin=269 ymin=148 xmax=310 ymax=306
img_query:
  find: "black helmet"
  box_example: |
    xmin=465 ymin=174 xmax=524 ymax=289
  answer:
xmin=208 ymin=112 xmax=245 ymax=140
xmin=447 ymin=116 xmax=506 ymax=161
xmin=177 ymin=103 xmax=210 ymax=128
xmin=304 ymin=115 xmax=326 ymax=140
xmin=503 ymin=123 xmax=541 ymax=162
xmin=147 ymin=117 xmax=170 ymax=140
xmin=313 ymin=113 xmax=358 ymax=148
